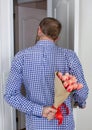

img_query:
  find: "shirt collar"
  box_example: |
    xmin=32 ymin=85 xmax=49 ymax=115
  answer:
xmin=36 ymin=40 xmax=56 ymax=47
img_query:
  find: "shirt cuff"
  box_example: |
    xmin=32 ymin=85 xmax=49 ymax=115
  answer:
xmin=32 ymin=104 xmax=43 ymax=117
xmin=78 ymin=101 xmax=86 ymax=108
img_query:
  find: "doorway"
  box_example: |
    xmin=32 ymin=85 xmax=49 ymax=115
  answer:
xmin=13 ymin=0 xmax=47 ymax=130
xmin=0 ymin=0 xmax=81 ymax=130
xmin=13 ymin=0 xmax=77 ymax=130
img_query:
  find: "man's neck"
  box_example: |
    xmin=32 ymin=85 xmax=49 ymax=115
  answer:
xmin=39 ymin=35 xmax=54 ymax=42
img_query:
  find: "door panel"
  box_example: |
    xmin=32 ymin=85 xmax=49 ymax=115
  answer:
xmin=15 ymin=6 xmax=46 ymax=52
xmin=15 ymin=6 xmax=46 ymax=130
xmin=52 ymin=0 xmax=74 ymax=50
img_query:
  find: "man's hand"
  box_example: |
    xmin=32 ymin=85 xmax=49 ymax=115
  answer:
xmin=42 ymin=106 xmax=57 ymax=120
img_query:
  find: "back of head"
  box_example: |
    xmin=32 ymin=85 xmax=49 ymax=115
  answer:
xmin=39 ymin=17 xmax=62 ymax=41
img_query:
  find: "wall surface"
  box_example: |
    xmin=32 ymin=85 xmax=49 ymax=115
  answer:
xmin=76 ymin=0 xmax=92 ymax=130
xmin=0 ymin=0 xmax=16 ymax=130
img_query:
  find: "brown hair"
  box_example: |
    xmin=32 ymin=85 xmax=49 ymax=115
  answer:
xmin=39 ymin=17 xmax=62 ymax=41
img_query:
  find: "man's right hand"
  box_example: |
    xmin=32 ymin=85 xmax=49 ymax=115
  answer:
xmin=42 ymin=106 xmax=57 ymax=120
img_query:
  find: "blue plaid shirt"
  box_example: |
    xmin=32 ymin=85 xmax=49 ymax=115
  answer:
xmin=4 ymin=40 xmax=88 ymax=130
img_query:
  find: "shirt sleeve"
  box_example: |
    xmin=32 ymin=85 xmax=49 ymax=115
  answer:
xmin=66 ymin=50 xmax=89 ymax=108
xmin=4 ymin=51 xmax=43 ymax=116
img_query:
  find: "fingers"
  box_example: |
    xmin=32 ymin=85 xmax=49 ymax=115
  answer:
xmin=47 ymin=112 xmax=56 ymax=120
xmin=42 ymin=106 xmax=57 ymax=119
xmin=47 ymin=107 xmax=57 ymax=113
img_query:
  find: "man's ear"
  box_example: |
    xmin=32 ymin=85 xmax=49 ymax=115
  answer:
xmin=54 ymin=37 xmax=59 ymax=42
xmin=38 ymin=26 xmax=43 ymax=36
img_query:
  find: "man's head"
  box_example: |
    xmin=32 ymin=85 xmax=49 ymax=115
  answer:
xmin=37 ymin=17 xmax=62 ymax=41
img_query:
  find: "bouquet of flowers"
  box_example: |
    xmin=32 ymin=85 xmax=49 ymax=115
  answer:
xmin=52 ymin=72 xmax=83 ymax=125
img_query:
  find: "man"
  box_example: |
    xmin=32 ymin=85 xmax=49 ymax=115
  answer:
xmin=4 ymin=17 xmax=88 ymax=130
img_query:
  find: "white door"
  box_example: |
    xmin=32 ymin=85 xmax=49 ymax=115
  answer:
xmin=15 ymin=6 xmax=46 ymax=130
xmin=15 ymin=6 xmax=46 ymax=52
xmin=49 ymin=0 xmax=74 ymax=50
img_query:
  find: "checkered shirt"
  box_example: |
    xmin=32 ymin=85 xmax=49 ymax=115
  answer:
xmin=4 ymin=40 xmax=88 ymax=130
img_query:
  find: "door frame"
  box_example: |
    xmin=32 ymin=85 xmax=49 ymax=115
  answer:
xmin=0 ymin=0 xmax=16 ymax=130
xmin=47 ymin=0 xmax=52 ymax=17
xmin=74 ymin=0 xmax=80 ymax=55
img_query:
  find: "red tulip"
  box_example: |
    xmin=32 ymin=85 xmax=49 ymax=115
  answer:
xmin=66 ymin=85 xmax=74 ymax=92
xmin=67 ymin=79 xmax=74 ymax=85
xmin=65 ymin=73 xmax=70 ymax=80
xmin=61 ymin=75 xmax=68 ymax=81
xmin=57 ymin=72 xmax=62 ymax=80
xmin=63 ymin=81 xmax=69 ymax=88
xmin=57 ymin=72 xmax=83 ymax=92
xmin=73 ymin=83 xmax=78 ymax=90
xmin=77 ymin=83 xmax=83 ymax=90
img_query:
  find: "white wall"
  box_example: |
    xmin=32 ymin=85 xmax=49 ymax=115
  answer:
xmin=76 ymin=0 xmax=92 ymax=130
xmin=0 ymin=0 xmax=16 ymax=130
